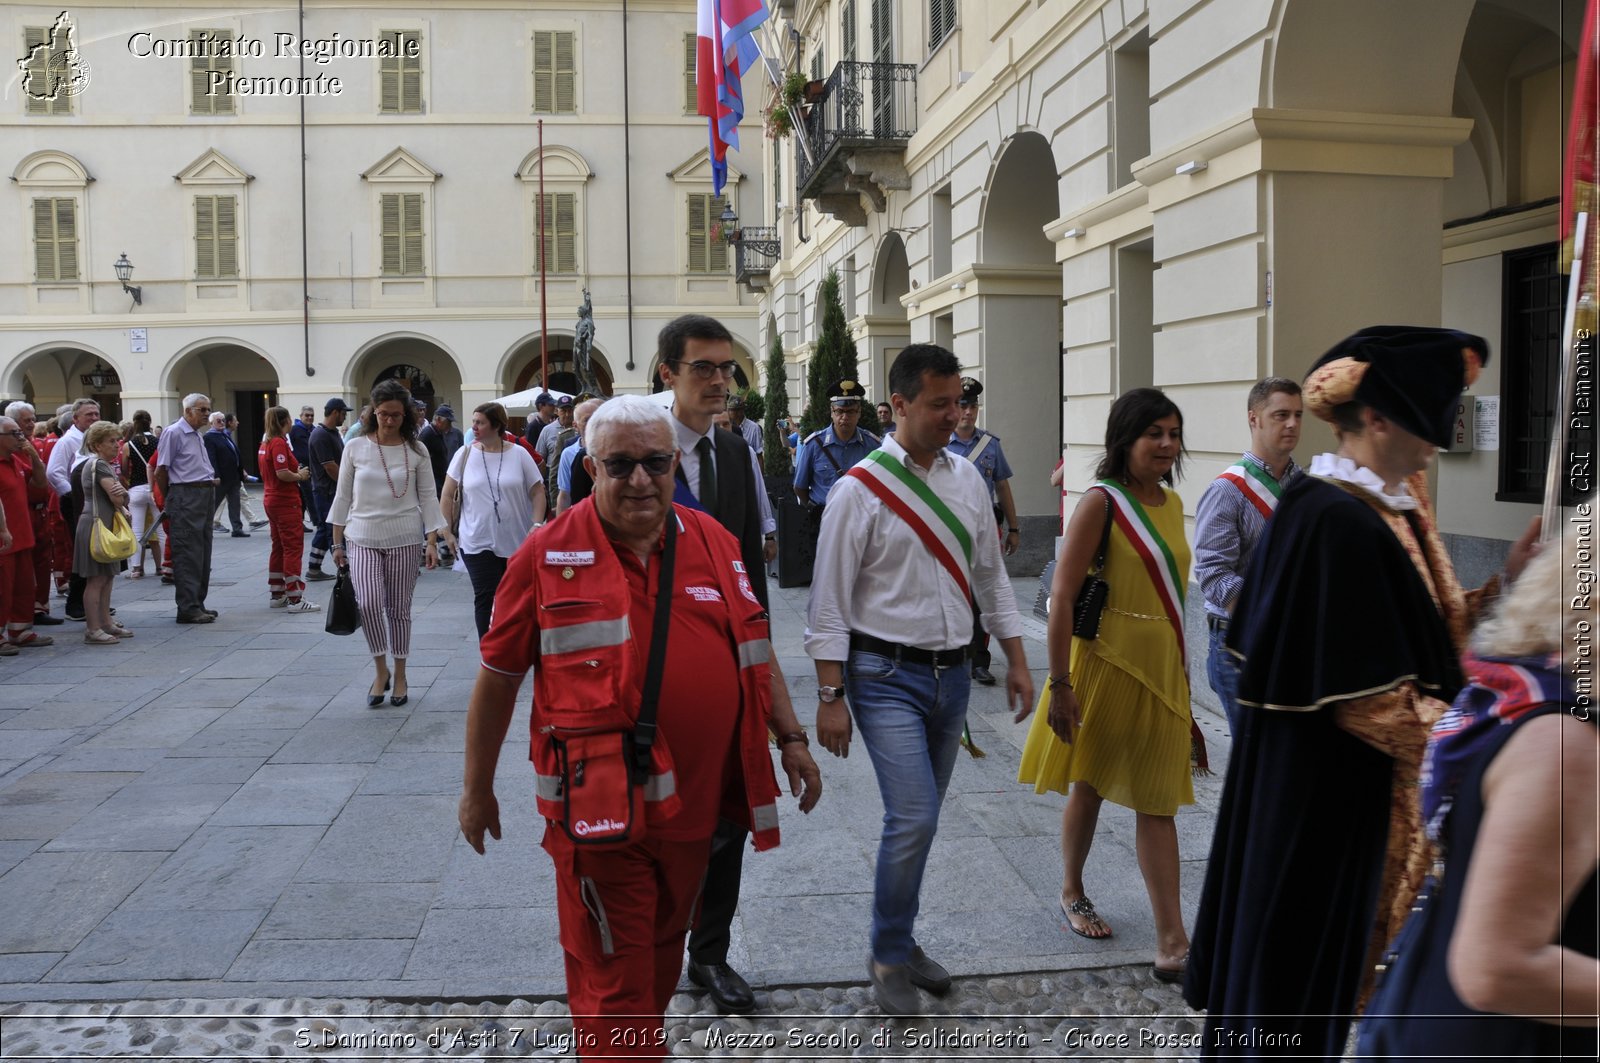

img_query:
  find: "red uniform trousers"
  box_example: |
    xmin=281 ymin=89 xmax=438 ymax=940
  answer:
xmin=542 ymin=829 xmax=711 ymax=1061
xmin=0 ymin=548 xmax=35 ymax=632
xmin=265 ymin=498 xmax=305 ymax=599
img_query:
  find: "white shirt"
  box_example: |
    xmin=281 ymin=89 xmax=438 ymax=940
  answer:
xmin=1309 ymin=452 xmax=1418 ymax=511
xmin=671 ymin=413 xmax=777 ymax=535
xmin=327 ymin=436 xmax=446 ymax=548
xmin=45 ymin=424 xmax=86 ymax=496
xmin=448 ymin=442 xmax=542 ymax=557
xmin=805 ymin=432 xmax=1023 ymax=660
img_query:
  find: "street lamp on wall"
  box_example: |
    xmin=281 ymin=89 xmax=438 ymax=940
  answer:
xmin=720 ymin=203 xmax=740 ymax=245
xmin=113 ymin=253 xmax=142 ymax=307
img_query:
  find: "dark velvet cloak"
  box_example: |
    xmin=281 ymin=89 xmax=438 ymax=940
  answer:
xmin=1184 ymin=477 xmax=1465 ymax=1060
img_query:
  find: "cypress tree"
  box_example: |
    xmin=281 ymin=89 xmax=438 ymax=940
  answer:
xmin=761 ymin=316 xmax=792 ymax=478
xmin=800 ymin=270 xmax=862 ymax=436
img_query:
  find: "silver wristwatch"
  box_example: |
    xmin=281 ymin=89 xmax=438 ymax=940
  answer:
xmin=817 ymin=685 xmax=843 ymax=703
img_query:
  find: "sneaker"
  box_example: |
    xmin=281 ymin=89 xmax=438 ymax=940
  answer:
xmin=285 ymin=599 xmax=321 ymax=614
xmin=64 ymin=610 xmax=86 ymax=622
xmin=250 ymin=520 xmax=269 ymax=530
xmin=0 ymin=643 xmax=17 ymax=656
xmin=269 ymin=596 xmax=288 ymax=609
xmin=305 ymin=569 xmax=336 ymax=582
xmin=9 ymin=631 xmax=53 ymax=648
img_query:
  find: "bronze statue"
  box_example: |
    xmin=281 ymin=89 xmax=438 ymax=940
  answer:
xmin=573 ymin=289 xmax=600 ymax=396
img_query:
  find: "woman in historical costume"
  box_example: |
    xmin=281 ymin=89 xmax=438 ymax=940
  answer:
xmin=328 ymin=379 xmax=451 ymax=707
xmin=1019 ymin=387 xmax=1197 ymax=983
xmin=1356 ymin=529 xmax=1596 ymax=1059
xmin=1184 ymin=326 xmax=1541 ymax=1060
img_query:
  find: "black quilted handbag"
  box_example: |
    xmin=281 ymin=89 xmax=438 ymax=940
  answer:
xmin=1071 ymin=490 xmax=1113 ymax=640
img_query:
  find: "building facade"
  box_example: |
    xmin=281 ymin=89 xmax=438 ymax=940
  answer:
xmin=3 ymin=1 xmax=769 ymax=470
xmin=748 ymin=0 xmax=1581 ymax=576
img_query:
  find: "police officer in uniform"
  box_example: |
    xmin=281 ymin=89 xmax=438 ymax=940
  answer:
xmin=793 ymin=380 xmax=881 ymax=507
xmin=944 ymin=377 xmax=1018 ymax=685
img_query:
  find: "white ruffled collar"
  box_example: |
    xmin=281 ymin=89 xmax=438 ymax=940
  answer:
xmin=1309 ymin=452 xmax=1418 ymax=511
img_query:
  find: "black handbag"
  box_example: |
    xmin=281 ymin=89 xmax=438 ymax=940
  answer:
xmin=1071 ymin=490 xmax=1113 ymax=640
xmin=324 ymin=564 xmax=362 ymax=636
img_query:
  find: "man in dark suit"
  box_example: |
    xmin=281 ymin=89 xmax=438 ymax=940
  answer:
xmin=657 ymin=314 xmax=791 ymax=1014
xmin=204 ymin=412 xmax=248 ymax=537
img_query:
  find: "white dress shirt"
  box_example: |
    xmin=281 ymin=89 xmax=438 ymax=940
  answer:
xmin=671 ymin=413 xmax=776 ymax=534
xmin=805 ymin=432 xmax=1023 ymax=661
xmin=45 ymin=424 xmax=86 ymax=497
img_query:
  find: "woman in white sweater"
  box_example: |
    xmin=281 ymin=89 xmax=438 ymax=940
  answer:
xmin=328 ymin=380 xmax=453 ymax=706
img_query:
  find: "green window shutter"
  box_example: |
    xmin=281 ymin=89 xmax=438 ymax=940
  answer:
xmin=401 ymin=193 xmax=424 ymax=275
xmin=23 ymin=26 xmax=71 ymax=116
xmin=216 ymin=196 xmax=238 ymax=277
xmin=687 ymin=194 xmax=707 ymax=273
xmin=534 ymin=31 xmax=576 ymax=114
xmin=842 ymin=0 xmax=857 ymax=63
xmin=380 ymin=31 xmax=422 ymax=114
xmin=33 ymin=198 xmax=77 ymax=281
xmin=684 ymin=33 xmax=698 ymax=115
xmin=195 ymin=196 xmax=217 ymax=279
xmin=190 ymin=30 xmax=235 ymax=115
xmin=538 ymin=193 xmax=578 ymax=275
xmin=687 ymin=193 xmax=728 ymax=274
xmin=380 ymin=193 xmax=403 ymax=274
xmin=54 ymin=199 xmax=77 ymax=279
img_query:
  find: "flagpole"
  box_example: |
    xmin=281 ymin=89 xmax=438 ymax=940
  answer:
xmin=538 ymin=117 xmax=549 ymax=393
xmin=1543 ymin=211 xmax=1594 ymax=538
xmin=753 ymin=15 xmax=814 ymax=169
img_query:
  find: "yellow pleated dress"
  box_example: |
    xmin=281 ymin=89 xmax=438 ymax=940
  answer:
xmin=1018 ymin=486 xmax=1194 ymax=816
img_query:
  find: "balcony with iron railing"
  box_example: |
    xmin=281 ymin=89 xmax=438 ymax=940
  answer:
xmin=794 ymin=61 xmax=918 ymax=225
xmin=731 ymin=226 xmax=780 ymax=289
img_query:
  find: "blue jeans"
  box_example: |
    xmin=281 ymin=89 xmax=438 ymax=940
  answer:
xmin=1206 ymin=623 xmax=1243 ymax=737
xmin=846 ymin=648 xmax=971 ymax=966
xmin=309 ymin=484 xmax=334 ymax=567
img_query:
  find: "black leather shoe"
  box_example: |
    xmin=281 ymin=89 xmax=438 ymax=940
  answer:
xmin=687 ymin=961 xmax=755 ymax=1013
xmin=32 ymin=612 xmax=64 ymax=626
xmin=367 ymin=677 xmax=391 ymax=708
xmin=868 ymin=958 xmax=921 ymax=1017
xmin=971 ymin=665 xmax=997 ymax=685
xmin=175 ymin=611 xmax=215 ymax=624
xmin=231 ymin=530 xmax=250 ymax=538
xmin=203 ymin=609 xmax=219 ymax=618
xmin=905 ymin=945 xmax=952 ymax=995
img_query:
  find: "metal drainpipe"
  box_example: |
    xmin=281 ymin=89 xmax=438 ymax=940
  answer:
xmin=622 ymin=0 xmax=636 ymax=372
xmin=299 ymin=0 xmax=314 ymax=376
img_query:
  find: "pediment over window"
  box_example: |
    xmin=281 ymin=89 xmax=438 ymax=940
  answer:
xmin=175 ymin=148 xmax=252 ymax=185
xmin=13 ymin=150 xmax=91 ymax=187
xmin=665 ymin=147 xmax=743 ymax=185
xmin=516 ymin=145 xmax=594 ymax=182
xmin=362 ymin=147 xmax=441 ymax=183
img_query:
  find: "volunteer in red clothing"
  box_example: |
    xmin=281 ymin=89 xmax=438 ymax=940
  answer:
xmin=4 ymin=403 xmax=62 ymax=629
xmin=0 ymin=415 xmax=51 ymax=651
xmin=458 ymin=396 xmax=821 ymax=1061
xmin=259 ymin=406 xmax=319 ymax=613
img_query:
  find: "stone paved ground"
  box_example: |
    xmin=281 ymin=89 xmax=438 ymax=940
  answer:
xmin=0 ymin=498 xmax=1233 ymax=1057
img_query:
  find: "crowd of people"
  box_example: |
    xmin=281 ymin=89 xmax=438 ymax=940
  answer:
xmin=2 ymin=316 xmax=1591 ymax=1060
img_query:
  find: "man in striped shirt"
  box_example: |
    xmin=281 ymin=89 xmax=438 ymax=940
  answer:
xmin=1191 ymin=377 xmax=1303 ymax=735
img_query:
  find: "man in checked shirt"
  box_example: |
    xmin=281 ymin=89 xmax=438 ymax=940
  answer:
xmin=1190 ymin=377 xmax=1302 ymax=735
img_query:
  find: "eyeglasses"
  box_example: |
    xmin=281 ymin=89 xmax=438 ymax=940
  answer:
xmin=1 ymin=430 xmax=24 ymax=439
xmin=596 ymin=452 xmax=675 ymax=479
xmin=674 ymin=360 xmax=739 ymax=380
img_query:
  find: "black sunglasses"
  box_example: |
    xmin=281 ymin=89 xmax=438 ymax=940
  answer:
xmin=596 ymin=452 xmax=674 ymax=479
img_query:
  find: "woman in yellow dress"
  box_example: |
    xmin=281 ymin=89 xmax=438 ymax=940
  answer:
xmin=1019 ymin=387 xmax=1193 ymax=983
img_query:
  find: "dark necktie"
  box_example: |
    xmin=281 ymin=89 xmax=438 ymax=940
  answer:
xmin=696 ymin=436 xmax=718 ymax=519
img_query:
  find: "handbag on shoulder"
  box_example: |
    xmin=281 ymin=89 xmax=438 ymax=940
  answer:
xmin=1071 ymin=489 xmax=1113 ymax=640
xmin=86 ymin=461 xmax=137 ymax=563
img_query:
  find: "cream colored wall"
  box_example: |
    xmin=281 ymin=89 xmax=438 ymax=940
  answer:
xmin=2 ymin=2 xmax=763 ymax=408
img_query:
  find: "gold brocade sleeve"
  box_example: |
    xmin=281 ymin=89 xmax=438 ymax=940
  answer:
xmin=1332 ymin=683 xmax=1449 ymax=1008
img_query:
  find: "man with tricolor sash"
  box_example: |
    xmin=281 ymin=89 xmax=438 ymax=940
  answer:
xmin=805 ymin=344 xmax=1034 ymax=1017
xmin=1190 ymin=377 xmax=1302 ymax=734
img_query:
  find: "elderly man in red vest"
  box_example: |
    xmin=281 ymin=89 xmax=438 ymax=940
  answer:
xmin=459 ymin=394 xmax=821 ymax=1060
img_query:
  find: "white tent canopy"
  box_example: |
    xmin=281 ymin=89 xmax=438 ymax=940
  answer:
xmin=494 ymin=386 xmax=574 ymax=415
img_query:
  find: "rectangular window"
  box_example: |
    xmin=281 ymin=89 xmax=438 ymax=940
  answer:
xmin=379 ymin=30 xmax=422 ymax=114
xmin=842 ymin=0 xmax=858 ymax=63
xmin=32 ymin=198 xmax=78 ymax=281
xmin=683 ymin=33 xmax=699 ymax=115
xmin=537 ymin=192 xmax=578 ymax=274
xmin=928 ymin=0 xmax=956 ymax=52
xmin=686 ymin=193 xmax=729 ymax=274
xmin=1498 ymin=243 xmax=1568 ymax=502
xmin=533 ymin=30 xmax=577 ymax=114
xmin=380 ymin=192 xmax=425 ymax=276
xmin=189 ymin=30 xmax=236 ymax=114
xmin=22 ymin=25 xmax=73 ymax=115
xmin=194 ymin=195 xmax=239 ymax=279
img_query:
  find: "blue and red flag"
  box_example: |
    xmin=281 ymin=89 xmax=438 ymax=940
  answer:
xmin=697 ymin=0 xmax=770 ymax=197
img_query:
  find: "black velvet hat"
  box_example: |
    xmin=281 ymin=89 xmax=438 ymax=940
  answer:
xmin=1305 ymin=325 xmax=1489 ymax=449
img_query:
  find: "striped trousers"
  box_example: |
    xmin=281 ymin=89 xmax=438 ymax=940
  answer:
xmin=347 ymin=542 xmax=423 ymax=659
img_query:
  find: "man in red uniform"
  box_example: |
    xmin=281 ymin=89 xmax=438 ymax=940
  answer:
xmin=458 ymin=395 xmax=821 ymax=1061
xmin=5 ymin=403 xmax=63 ymax=628
xmin=0 ymin=415 xmax=50 ymax=651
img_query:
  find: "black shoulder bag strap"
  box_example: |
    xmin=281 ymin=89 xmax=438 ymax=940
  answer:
xmin=1089 ymin=487 xmax=1113 ymax=575
xmin=630 ymin=516 xmax=678 ymax=780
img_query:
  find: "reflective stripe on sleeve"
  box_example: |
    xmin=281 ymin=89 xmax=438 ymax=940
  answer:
xmin=751 ymin=802 xmax=779 ymax=832
xmin=737 ymin=639 xmax=771 ymax=669
xmin=539 ymin=616 xmax=630 ymax=657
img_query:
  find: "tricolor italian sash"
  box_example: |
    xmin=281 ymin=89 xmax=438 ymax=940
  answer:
xmin=1095 ymin=479 xmax=1209 ymax=773
xmin=846 ymin=450 xmax=973 ymax=599
xmin=1217 ymin=461 xmax=1283 ymax=520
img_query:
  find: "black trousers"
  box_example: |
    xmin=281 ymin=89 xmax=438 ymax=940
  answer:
xmin=60 ymin=483 xmax=85 ymax=616
xmin=460 ymin=550 xmax=507 ymax=639
xmin=686 ymin=817 xmax=746 ymax=965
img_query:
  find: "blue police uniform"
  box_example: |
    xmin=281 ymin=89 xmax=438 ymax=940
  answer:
xmin=945 ymin=429 xmax=1014 ymax=505
xmin=793 ymin=427 xmax=881 ymax=505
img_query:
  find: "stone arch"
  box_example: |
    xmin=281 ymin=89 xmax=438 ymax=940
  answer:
xmin=499 ymin=331 xmax=616 ymax=397
xmin=1269 ymin=0 xmax=1473 ymax=114
xmin=872 ymin=233 xmax=910 ymax=316
xmin=347 ymin=332 xmax=465 ymax=409
xmin=4 ymin=342 xmax=120 ymax=420
xmin=975 ymin=129 xmax=1061 ymax=522
xmin=12 ymin=149 xmax=91 ymax=185
xmin=164 ymin=339 xmax=284 ymax=474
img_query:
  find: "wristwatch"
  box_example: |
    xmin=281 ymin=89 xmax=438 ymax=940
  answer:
xmin=817 ymin=685 xmax=843 ymax=703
